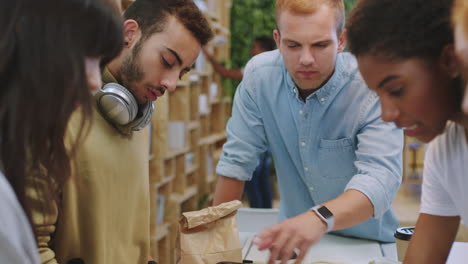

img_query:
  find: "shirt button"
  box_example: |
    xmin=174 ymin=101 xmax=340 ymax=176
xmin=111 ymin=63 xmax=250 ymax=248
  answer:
xmin=309 ymin=186 xmax=314 ymax=191
xmin=301 ymin=141 xmax=306 ymax=147
xmin=304 ymin=167 xmax=309 ymax=172
xmin=299 ymin=110 xmax=303 ymax=115
xmin=320 ymin=98 xmax=325 ymax=102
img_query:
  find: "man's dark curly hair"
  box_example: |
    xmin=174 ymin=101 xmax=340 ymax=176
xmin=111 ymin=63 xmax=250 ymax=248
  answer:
xmin=124 ymin=0 xmax=213 ymax=46
xmin=347 ymin=0 xmax=454 ymax=60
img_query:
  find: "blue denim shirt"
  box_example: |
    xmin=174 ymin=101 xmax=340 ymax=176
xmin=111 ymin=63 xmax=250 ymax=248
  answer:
xmin=216 ymin=50 xmax=403 ymax=242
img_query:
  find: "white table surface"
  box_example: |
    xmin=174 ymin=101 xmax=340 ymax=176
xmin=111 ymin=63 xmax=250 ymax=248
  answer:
xmin=240 ymin=232 xmax=398 ymax=264
xmin=237 ymin=209 xmax=467 ymax=263
xmin=241 ymin=232 xmax=468 ymax=264
xmin=447 ymin=242 xmax=468 ymax=264
xmin=237 ymin=208 xmax=398 ymax=263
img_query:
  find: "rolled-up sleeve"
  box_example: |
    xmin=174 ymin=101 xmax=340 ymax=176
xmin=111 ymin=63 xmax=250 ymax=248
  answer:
xmin=345 ymin=93 xmax=403 ymax=218
xmin=216 ymin=66 xmax=268 ymax=181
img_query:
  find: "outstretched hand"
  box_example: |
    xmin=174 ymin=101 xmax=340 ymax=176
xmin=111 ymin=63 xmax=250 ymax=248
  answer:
xmin=253 ymin=211 xmax=327 ymax=264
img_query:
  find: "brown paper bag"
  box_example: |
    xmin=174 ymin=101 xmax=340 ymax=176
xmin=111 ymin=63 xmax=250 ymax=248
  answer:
xmin=176 ymin=200 xmax=243 ymax=264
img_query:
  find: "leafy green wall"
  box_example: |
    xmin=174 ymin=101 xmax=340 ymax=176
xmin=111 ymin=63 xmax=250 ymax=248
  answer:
xmin=229 ymin=0 xmax=277 ymax=69
xmin=344 ymin=0 xmax=358 ymax=15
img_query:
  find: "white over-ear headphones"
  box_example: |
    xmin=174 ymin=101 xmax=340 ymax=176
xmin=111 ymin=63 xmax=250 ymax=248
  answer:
xmin=94 ymin=82 xmax=154 ymax=131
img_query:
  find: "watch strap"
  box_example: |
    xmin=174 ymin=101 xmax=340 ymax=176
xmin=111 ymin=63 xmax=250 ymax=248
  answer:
xmin=310 ymin=205 xmax=334 ymax=232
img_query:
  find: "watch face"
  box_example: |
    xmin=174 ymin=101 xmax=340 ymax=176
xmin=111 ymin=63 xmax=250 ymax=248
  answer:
xmin=318 ymin=206 xmax=333 ymax=218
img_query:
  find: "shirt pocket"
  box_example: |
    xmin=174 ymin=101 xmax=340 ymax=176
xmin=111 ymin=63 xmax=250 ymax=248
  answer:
xmin=318 ymin=138 xmax=356 ymax=179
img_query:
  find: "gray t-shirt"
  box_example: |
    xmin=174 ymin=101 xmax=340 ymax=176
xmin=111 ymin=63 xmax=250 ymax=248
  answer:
xmin=0 ymin=171 xmax=39 ymax=263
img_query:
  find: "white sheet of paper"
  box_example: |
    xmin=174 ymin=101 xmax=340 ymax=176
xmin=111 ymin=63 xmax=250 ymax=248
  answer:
xmin=446 ymin=242 xmax=468 ymax=264
xmin=243 ymin=234 xmax=383 ymax=264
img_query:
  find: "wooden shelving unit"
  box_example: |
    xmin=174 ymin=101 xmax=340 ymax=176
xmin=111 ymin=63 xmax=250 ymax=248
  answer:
xmin=145 ymin=1 xmax=233 ymax=262
xmin=402 ymin=136 xmax=425 ymax=185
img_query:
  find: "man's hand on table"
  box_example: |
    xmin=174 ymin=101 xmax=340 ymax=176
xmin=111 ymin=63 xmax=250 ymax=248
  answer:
xmin=253 ymin=210 xmax=328 ymax=264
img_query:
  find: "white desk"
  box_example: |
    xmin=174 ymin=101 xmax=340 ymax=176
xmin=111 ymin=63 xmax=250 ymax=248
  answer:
xmin=237 ymin=209 xmax=468 ymax=263
xmin=447 ymin=242 xmax=468 ymax=264
xmin=237 ymin=208 xmax=398 ymax=263
xmin=240 ymin=232 xmax=397 ymax=264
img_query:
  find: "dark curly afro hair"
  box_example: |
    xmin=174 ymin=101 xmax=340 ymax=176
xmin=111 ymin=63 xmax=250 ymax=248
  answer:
xmin=347 ymin=0 xmax=454 ymax=61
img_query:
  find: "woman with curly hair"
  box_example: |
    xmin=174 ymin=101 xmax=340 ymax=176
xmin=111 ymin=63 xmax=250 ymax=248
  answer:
xmin=347 ymin=0 xmax=468 ymax=262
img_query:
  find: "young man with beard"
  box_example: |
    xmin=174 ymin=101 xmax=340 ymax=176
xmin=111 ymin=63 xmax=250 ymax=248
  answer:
xmin=213 ymin=0 xmax=403 ymax=263
xmin=28 ymin=1 xmax=213 ymax=263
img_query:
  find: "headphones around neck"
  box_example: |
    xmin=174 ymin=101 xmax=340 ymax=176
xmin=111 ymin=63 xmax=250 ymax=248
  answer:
xmin=94 ymin=82 xmax=154 ymax=131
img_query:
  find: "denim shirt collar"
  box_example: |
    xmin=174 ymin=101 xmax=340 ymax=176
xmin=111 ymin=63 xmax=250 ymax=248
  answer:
xmin=284 ymin=53 xmax=346 ymax=104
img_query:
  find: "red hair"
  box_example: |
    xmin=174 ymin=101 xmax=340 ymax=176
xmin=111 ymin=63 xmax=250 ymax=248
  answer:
xmin=275 ymin=0 xmax=345 ymax=33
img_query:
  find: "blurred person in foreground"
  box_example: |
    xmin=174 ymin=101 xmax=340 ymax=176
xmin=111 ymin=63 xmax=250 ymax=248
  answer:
xmin=0 ymin=0 xmax=123 ymax=263
xmin=27 ymin=0 xmax=213 ymax=263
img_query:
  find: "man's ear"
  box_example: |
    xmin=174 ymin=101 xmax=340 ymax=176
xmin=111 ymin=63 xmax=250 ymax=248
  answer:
xmin=440 ymin=44 xmax=460 ymax=78
xmin=123 ymin=19 xmax=141 ymax=48
xmin=337 ymin=29 xmax=347 ymax=53
xmin=273 ymin=29 xmax=281 ymax=50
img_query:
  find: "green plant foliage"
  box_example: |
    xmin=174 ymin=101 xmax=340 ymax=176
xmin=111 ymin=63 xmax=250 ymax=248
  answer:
xmin=197 ymin=193 xmax=210 ymax=210
xmin=344 ymin=0 xmax=358 ymax=15
xmin=229 ymin=0 xmax=276 ymax=70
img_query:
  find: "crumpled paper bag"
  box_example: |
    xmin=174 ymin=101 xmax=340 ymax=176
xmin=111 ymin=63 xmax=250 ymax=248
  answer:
xmin=176 ymin=200 xmax=243 ymax=264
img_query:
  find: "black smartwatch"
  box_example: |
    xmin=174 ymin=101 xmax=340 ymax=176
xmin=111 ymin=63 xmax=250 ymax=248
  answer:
xmin=310 ymin=205 xmax=334 ymax=232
